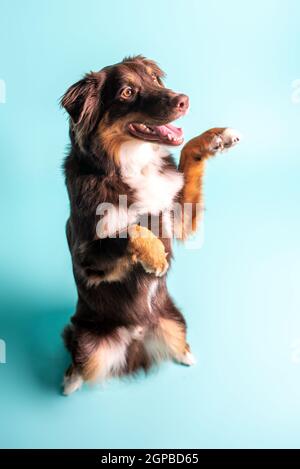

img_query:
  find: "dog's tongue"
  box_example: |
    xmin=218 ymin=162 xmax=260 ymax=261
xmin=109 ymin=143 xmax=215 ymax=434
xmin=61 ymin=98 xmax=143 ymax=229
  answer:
xmin=155 ymin=123 xmax=183 ymax=138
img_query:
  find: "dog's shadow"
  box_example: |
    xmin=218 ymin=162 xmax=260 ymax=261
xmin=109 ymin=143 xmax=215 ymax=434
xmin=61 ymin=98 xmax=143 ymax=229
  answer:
xmin=1 ymin=301 xmax=72 ymax=395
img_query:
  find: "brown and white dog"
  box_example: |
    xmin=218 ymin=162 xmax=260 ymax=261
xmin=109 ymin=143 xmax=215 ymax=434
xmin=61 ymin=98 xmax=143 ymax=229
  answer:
xmin=61 ymin=56 xmax=240 ymax=395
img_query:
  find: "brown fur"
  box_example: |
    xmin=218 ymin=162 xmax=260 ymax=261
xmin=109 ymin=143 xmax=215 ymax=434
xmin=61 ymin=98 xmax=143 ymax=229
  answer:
xmin=97 ymin=114 xmax=133 ymax=165
xmin=85 ymin=255 xmax=132 ymax=287
xmin=61 ymin=57 xmax=238 ymax=393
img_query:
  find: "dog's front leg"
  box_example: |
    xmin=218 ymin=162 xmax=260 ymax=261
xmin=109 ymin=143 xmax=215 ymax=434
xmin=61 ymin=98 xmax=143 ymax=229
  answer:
xmin=177 ymin=127 xmax=241 ymax=239
xmin=128 ymin=224 xmax=169 ymax=277
xmin=72 ymin=224 xmax=169 ymax=286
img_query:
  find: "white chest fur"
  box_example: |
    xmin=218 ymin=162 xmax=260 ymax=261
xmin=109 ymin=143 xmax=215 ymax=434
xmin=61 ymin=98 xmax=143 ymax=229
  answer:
xmin=119 ymin=141 xmax=183 ymax=216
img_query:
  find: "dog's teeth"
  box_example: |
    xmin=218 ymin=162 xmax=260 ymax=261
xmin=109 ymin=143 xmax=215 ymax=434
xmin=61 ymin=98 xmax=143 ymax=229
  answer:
xmin=140 ymin=124 xmax=147 ymax=129
xmin=167 ymin=134 xmax=173 ymax=141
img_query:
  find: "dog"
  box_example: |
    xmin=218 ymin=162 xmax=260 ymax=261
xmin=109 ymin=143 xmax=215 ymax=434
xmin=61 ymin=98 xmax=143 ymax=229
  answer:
xmin=61 ymin=55 xmax=240 ymax=395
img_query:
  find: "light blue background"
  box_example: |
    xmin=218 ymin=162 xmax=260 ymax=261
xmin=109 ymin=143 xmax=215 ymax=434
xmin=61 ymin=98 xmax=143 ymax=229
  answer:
xmin=1 ymin=0 xmax=300 ymax=449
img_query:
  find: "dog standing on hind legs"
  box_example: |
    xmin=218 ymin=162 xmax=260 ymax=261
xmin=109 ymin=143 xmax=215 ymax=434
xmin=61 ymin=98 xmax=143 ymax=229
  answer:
xmin=60 ymin=56 xmax=241 ymax=395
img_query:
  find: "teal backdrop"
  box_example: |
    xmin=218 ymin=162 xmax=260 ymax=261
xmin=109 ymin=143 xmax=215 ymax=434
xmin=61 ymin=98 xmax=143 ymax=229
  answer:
xmin=1 ymin=0 xmax=300 ymax=449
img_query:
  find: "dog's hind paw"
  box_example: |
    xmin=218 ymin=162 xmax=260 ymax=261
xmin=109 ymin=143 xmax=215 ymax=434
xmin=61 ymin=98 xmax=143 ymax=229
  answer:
xmin=62 ymin=366 xmax=83 ymax=396
xmin=176 ymin=347 xmax=197 ymax=366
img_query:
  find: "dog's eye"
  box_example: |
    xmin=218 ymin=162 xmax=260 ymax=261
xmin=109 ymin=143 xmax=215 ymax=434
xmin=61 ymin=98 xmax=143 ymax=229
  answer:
xmin=120 ymin=87 xmax=133 ymax=99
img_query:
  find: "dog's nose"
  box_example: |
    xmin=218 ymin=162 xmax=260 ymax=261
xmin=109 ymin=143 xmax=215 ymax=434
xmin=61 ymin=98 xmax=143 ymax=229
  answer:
xmin=176 ymin=94 xmax=189 ymax=112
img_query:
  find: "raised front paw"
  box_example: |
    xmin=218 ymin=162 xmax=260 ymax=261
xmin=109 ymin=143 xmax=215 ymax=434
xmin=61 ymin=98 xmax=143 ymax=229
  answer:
xmin=209 ymin=128 xmax=242 ymax=153
xmin=180 ymin=127 xmax=242 ymax=168
xmin=129 ymin=225 xmax=169 ymax=277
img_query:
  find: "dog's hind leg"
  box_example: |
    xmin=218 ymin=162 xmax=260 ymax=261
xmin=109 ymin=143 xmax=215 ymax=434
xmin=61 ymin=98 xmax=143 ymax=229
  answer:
xmin=146 ymin=298 xmax=196 ymax=366
xmin=62 ymin=325 xmax=134 ymax=394
xmin=157 ymin=317 xmax=196 ymax=366
xmin=63 ymin=364 xmax=83 ymax=396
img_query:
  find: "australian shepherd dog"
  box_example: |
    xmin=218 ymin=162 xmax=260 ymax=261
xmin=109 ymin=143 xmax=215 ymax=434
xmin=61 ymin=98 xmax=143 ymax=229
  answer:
xmin=61 ymin=55 xmax=240 ymax=395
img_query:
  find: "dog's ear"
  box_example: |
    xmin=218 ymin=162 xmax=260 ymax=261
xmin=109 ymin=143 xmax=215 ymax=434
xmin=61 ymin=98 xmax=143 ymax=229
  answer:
xmin=61 ymin=71 xmax=105 ymax=138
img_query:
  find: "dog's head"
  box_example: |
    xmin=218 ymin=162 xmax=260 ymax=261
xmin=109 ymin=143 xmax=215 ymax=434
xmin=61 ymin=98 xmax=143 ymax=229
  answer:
xmin=61 ymin=56 xmax=189 ymax=160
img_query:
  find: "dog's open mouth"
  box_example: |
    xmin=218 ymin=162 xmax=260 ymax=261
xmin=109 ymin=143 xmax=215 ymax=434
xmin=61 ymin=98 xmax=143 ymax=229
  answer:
xmin=128 ymin=122 xmax=184 ymax=146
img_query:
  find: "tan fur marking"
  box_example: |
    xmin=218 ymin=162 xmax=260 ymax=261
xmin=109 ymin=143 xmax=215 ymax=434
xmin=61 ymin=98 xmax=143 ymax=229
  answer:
xmin=86 ymin=256 xmax=132 ymax=288
xmin=158 ymin=318 xmax=187 ymax=360
xmin=98 ymin=115 xmax=131 ymax=165
xmin=81 ymin=350 xmax=101 ymax=382
xmin=145 ymin=66 xmax=153 ymax=75
xmin=105 ymin=256 xmax=132 ymax=282
xmin=123 ymin=71 xmax=140 ymax=84
xmin=97 ymin=112 xmax=151 ymax=165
